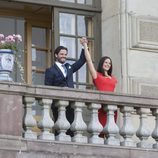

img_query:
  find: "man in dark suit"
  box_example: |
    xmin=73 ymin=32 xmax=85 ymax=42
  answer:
xmin=45 ymin=45 xmax=86 ymax=136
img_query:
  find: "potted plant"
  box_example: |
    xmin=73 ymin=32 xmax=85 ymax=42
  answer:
xmin=0 ymin=34 xmax=24 ymax=82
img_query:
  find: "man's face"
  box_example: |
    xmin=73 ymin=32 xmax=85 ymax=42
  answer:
xmin=55 ymin=49 xmax=68 ymax=64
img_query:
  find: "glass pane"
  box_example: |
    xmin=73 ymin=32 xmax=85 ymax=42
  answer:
xmin=60 ymin=36 xmax=76 ymax=58
xmin=60 ymin=13 xmax=75 ymax=35
xmin=77 ymin=15 xmax=93 ymax=37
xmin=86 ymin=0 xmax=93 ymax=5
xmin=0 ymin=17 xmax=15 ymax=34
xmin=77 ymin=16 xmax=86 ymax=36
xmin=59 ymin=0 xmax=75 ymax=2
xmin=78 ymin=64 xmax=86 ymax=83
xmin=78 ymin=85 xmax=87 ymax=90
xmin=32 ymin=72 xmax=45 ymax=85
xmin=32 ymin=27 xmax=46 ymax=47
xmin=77 ymin=37 xmax=83 ymax=58
xmin=32 ymin=50 xmax=46 ymax=69
xmin=67 ymin=55 xmax=86 ymax=85
xmin=86 ymin=16 xmax=93 ymax=37
xmin=73 ymin=72 xmax=76 ymax=82
xmin=77 ymin=0 xmax=85 ymax=4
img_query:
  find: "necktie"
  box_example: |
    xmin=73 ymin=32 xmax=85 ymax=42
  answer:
xmin=62 ymin=64 xmax=67 ymax=77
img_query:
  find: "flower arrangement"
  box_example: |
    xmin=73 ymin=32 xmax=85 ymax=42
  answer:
xmin=0 ymin=34 xmax=25 ymax=82
xmin=0 ymin=34 xmax=22 ymax=51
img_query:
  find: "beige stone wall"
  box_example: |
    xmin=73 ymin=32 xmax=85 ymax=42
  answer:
xmin=101 ymin=0 xmax=121 ymax=92
xmin=101 ymin=0 xmax=158 ymax=96
xmin=0 ymin=94 xmax=23 ymax=136
xmin=127 ymin=0 xmax=158 ymax=96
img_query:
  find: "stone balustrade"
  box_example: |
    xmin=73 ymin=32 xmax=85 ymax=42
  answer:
xmin=0 ymin=82 xmax=158 ymax=150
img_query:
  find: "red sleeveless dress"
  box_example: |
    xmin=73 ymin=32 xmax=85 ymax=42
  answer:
xmin=93 ymin=72 xmax=117 ymax=129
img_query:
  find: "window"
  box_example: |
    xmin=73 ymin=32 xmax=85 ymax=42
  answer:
xmin=32 ymin=27 xmax=50 ymax=85
xmin=0 ymin=1 xmax=101 ymax=87
xmin=54 ymin=8 xmax=99 ymax=89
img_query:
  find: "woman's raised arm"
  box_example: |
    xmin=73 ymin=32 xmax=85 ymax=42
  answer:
xmin=80 ymin=38 xmax=97 ymax=79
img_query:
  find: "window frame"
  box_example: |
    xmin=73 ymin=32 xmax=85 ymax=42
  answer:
xmin=13 ymin=0 xmax=101 ymax=11
xmin=25 ymin=20 xmax=52 ymax=84
xmin=53 ymin=7 xmax=101 ymax=89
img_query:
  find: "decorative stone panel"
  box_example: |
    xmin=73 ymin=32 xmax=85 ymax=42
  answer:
xmin=129 ymin=14 xmax=158 ymax=51
xmin=128 ymin=76 xmax=158 ymax=97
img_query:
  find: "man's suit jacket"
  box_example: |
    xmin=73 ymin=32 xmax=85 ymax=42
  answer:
xmin=44 ymin=49 xmax=86 ymax=88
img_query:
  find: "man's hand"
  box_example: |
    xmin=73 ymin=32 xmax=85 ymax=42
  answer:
xmin=80 ymin=37 xmax=88 ymax=46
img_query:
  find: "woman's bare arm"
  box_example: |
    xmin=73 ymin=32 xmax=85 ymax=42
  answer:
xmin=82 ymin=40 xmax=97 ymax=79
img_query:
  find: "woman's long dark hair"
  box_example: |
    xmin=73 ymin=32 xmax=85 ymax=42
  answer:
xmin=97 ymin=56 xmax=113 ymax=76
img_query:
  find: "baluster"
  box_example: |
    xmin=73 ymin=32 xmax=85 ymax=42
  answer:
xmin=38 ymin=98 xmax=54 ymax=140
xmin=70 ymin=101 xmax=87 ymax=143
xmin=151 ymin=109 xmax=158 ymax=149
xmin=120 ymin=106 xmax=136 ymax=147
xmin=54 ymin=100 xmax=71 ymax=141
xmin=103 ymin=104 xmax=120 ymax=145
xmin=136 ymin=108 xmax=151 ymax=148
xmin=87 ymin=103 xmax=104 ymax=144
xmin=23 ymin=96 xmax=37 ymax=139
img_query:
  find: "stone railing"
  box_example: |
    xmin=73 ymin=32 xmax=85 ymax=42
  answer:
xmin=0 ymin=82 xmax=158 ymax=150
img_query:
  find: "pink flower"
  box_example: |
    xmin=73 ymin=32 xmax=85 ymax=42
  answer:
xmin=14 ymin=34 xmax=22 ymax=42
xmin=0 ymin=33 xmax=25 ymax=82
xmin=0 ymin=34 xmax=4 ymax=40
xmin=5 ymin=35 xmax=15 ymax=43
xmin=0 ymin=33 xmax=22 ymax=51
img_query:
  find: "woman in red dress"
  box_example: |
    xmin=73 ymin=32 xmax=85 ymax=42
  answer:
xmin=80 ymin=37 xmax=117 ymax=137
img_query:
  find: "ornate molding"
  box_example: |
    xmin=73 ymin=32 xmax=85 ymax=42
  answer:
xmin=129 ymin=14 xmax=158 ymax=51
xmin=128 ymin=76 xmax=158 ymax=96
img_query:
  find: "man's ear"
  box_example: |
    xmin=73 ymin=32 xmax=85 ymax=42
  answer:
xmin=55 ymin=54 xmax=57 ymax=58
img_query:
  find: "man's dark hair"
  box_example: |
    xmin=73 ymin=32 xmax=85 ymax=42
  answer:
xmin=97 ymin=56 xmax=113 ymax=76
xmin=54 ymin=46 xmax=68 ymax=56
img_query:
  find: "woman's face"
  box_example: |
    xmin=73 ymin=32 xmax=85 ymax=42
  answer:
xmin=102 ymin=58 xmax=111 ymax=71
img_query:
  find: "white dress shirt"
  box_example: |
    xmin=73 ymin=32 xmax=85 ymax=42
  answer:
xmin=55 ymin=61 xmax=67 ymax=77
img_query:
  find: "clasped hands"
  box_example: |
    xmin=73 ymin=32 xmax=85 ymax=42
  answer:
xmin=80 ymin=37 xmax=88 ymax=46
